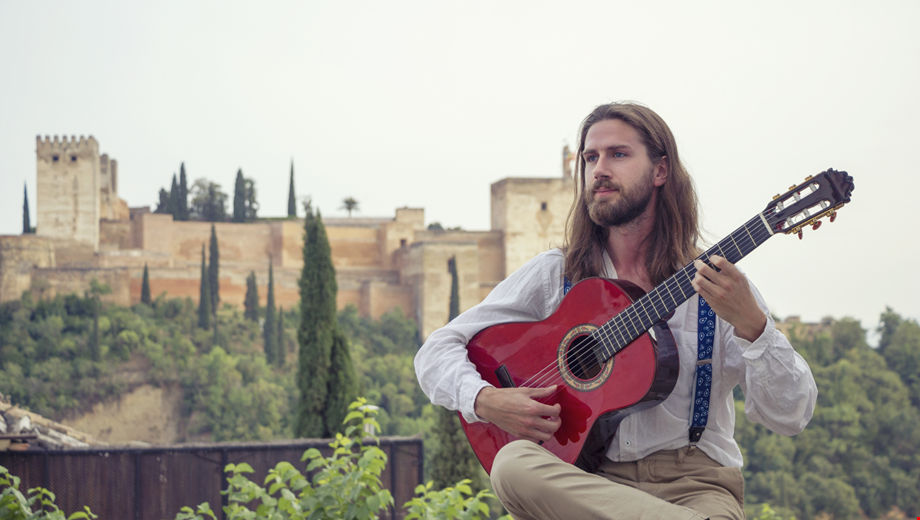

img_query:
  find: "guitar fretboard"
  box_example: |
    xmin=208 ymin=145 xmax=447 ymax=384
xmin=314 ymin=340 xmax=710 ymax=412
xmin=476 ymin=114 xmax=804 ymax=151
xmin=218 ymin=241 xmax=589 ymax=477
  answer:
xmin=590 ymin=213 xmax=774 ymax=363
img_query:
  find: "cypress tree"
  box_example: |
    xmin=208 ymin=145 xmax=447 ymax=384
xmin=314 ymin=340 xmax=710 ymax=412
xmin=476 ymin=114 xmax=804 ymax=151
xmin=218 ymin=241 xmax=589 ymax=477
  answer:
xmin=208 ymin=224 xmax=220 ymax=314
xmin=198 ymin=245 xmax=211 ymax=329
xmin=296 ymin=206 xmax=338 ymax=438
xmin=167 ymin=174 xmax=179 ymax=218
xmin=233 ymin=169 xmax=246 ymax=223
xmin=431 ymin=254 xmax=483 ymax=491
xmin=264 ymin=259 xmax=277 ymax=364
xmin=23 ymin=183 xmax=31 ymax=234
xmin=325 ymin=327 xmax=358 ymax=433
xmin=141 ymin=263 xmax=151 ymax=305
xmin=448 ymin=256 xmax=460 ymax=321
xmin=287 ymin=160 xmax=297 ymax=217
xmin=276 ymin=306 xmax=285 ymax=366
xmin=244 ymin=271 xmax=259 ymax=322
xmin=178 ymin=163 xmax=189 ymax=221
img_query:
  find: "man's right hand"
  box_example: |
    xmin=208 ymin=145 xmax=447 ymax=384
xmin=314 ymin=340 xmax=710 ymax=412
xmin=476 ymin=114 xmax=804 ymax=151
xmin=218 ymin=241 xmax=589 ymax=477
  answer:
xmin=473 ymin=385 xmax=562 ymax=443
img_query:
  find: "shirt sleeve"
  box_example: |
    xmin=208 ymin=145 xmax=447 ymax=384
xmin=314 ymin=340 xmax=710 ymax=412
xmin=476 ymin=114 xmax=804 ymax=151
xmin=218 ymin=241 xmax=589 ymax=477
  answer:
xmin=722 ymin=278 xmax=818 ymax=436
xmin=414 ymin=250 xmax=564 ymax=423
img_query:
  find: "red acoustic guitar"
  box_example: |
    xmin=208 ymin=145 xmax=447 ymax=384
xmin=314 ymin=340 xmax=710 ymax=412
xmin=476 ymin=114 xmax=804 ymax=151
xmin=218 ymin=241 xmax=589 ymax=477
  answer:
xmin=460 ymin=169 xmax=854 ymax=474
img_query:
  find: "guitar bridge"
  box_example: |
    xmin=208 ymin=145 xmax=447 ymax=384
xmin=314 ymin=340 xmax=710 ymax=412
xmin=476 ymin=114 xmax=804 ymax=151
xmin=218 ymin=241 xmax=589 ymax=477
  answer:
xmin=495 ymin=365 xmax=516 ymax=388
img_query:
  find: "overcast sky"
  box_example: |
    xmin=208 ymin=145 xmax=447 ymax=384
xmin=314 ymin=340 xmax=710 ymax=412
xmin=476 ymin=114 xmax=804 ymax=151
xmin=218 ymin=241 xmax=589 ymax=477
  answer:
xmin=1 ymin=1 xmax=918 ymax=341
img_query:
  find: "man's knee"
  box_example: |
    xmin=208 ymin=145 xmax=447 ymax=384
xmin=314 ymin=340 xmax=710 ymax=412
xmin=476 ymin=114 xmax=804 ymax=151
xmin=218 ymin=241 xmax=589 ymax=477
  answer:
xmin=490 ymin=440 xmax=549 ymax=502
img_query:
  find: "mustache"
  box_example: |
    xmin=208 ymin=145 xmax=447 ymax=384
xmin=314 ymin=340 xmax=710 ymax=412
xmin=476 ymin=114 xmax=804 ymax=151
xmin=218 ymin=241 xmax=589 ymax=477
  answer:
xmin=591 ymin=180 xmax=621 ymax=193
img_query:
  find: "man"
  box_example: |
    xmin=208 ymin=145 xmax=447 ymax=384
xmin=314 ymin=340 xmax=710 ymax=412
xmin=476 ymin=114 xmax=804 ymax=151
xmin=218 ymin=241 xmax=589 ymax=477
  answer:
xmin=414 ymin=102 xmax=817 ymax=520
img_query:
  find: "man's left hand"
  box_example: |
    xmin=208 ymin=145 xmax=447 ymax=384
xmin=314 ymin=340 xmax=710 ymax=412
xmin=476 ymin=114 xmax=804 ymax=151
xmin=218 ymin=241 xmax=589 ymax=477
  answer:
xmin=691 ymin=255 xmax=767 ymax=342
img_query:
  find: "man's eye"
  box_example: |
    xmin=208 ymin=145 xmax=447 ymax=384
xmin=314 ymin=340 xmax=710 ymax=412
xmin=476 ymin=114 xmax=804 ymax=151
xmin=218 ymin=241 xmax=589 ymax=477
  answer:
xmin=614 ymin=152 xmax=626 ymax=158
xmin=585 ymin=155 xmax=598 ymax=163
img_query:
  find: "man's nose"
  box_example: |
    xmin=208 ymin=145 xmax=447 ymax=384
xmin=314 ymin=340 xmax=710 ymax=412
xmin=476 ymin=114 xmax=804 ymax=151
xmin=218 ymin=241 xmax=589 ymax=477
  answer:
xmin=592 ymin=158 xmax=612 ymax=179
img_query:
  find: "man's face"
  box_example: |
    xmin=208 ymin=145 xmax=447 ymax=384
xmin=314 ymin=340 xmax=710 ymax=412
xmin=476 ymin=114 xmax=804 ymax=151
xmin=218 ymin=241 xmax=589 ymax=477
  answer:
xmin=582 ymin=119 xmax=666 ymax=228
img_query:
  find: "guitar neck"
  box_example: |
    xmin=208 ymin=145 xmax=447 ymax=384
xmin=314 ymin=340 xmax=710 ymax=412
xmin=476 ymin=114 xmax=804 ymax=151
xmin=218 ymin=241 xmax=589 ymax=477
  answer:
xmin=592 ymin=213 xmax=775 ymax=362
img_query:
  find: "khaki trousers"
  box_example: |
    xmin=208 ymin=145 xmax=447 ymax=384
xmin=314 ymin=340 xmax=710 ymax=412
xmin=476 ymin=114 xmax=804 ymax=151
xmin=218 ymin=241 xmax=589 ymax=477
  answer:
xmin=491 ymin=440 xmax=744 ymax=520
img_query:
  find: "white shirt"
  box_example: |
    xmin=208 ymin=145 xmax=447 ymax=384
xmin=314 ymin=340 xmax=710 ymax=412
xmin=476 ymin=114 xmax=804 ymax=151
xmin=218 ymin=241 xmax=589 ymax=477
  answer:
xmin=414 ymin=249 xmax=817 ymax=468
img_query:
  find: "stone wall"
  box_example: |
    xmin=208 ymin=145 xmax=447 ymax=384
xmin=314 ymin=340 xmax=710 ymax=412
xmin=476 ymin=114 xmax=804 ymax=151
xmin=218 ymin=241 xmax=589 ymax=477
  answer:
xmin=0 ymin=235 xmax=55 ymax=303
xmin=36 ymin=136 xmax=101 ymax=250
xmin=491 ymin=177 xmax=573 ymax=277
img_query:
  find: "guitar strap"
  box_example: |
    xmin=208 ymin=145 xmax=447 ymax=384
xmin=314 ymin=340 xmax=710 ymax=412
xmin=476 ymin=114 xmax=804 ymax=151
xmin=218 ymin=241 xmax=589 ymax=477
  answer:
xmin=690 ymin=295 xmax=715 ymax=446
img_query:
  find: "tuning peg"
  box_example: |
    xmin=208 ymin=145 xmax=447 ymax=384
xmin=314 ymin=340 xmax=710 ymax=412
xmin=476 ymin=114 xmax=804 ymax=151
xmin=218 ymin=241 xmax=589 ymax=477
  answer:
xmin=789 ymin=185 xmax=797 ymax=191
xmin=797 ymin=231 xmax=803 ymax=240
xmin=805 ymin=175 xmax=813 ymax=181
xmin=829 ymin=211 xmax=837 ymax=223
xmin=812 ymin=220 xmax=822 ymax=231
xmin=772 ymin=194 xmax=781 ymax=200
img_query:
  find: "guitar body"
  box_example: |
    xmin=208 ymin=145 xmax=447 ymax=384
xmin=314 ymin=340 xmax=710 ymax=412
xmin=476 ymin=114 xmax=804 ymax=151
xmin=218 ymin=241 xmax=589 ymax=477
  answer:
xmin=460 ymin=277 xmax=680 ymax=474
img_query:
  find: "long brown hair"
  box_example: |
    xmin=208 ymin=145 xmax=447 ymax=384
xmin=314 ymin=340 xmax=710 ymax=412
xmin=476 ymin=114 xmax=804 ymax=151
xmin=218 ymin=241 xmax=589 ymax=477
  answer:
xmin=563 ymin=102 xmax=700 ymax=286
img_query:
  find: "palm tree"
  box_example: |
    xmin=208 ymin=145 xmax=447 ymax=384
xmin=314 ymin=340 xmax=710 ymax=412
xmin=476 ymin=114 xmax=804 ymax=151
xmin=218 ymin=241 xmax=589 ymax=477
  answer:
xmin=340 ymin=197 xmax=359 ymax=218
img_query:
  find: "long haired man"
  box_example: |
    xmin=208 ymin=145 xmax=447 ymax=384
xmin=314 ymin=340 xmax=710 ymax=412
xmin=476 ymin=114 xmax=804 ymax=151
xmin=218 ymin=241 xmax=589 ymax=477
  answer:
xmin=415 ymin=102 xmax=816 ymax=520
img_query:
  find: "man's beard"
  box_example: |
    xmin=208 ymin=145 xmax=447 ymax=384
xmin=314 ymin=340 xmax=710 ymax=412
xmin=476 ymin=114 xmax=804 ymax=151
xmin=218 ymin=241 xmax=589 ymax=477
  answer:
xmin=585 ymin=171 xmax=656 ymax=228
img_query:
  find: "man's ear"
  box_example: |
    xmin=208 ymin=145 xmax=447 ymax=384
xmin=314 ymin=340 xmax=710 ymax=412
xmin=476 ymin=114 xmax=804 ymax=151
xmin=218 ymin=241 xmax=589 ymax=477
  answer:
xmin=653 ymin=156 xmax=669 ymax=187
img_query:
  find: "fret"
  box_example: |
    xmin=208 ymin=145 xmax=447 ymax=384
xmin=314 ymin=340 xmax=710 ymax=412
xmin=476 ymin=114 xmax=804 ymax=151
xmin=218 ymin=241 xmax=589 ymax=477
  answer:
xmin=593 ymin=212 xmax=777 ymax=360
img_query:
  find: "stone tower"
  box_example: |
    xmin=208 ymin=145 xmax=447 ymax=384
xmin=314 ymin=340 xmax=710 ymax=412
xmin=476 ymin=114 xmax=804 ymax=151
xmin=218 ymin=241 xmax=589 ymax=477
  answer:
xmin=36 ymin=135 xmax=101 ymax=256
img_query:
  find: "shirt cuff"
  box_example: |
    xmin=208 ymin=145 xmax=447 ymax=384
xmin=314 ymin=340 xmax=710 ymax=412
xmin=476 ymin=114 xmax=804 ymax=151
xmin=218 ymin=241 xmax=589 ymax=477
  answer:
xmin=460 ymin=378 xmax=493 ymax=423
xmin=739 ymin=313 xmax=776 ymax=361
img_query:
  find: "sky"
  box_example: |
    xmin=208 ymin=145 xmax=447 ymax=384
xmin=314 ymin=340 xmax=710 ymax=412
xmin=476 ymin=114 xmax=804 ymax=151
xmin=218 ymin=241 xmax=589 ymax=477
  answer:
xmin=1 ymin=1 xmax=918 ymax=341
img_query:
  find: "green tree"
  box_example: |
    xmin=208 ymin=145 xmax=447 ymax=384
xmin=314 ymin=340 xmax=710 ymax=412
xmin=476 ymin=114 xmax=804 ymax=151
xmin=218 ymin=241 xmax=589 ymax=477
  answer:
xmin=276 ymin=306 xmax=285 ymax=367
xmin=22 ymin=183 xmax=31 ymax=234
xmin=141 ymin=263 xmax=151 ymax=305
xmin=178 ymin=162 xmax=189 ymax=221
xmin=430 ymin=256 xmax=482 ymax=491
xmin=244 ymin=177 xmax=258 ymax=222
xmin=167 ymin=173 xmax=180 ymax=218
xmin=296 ymin=205 xmax=338 ymax=438
xmin=243 ymin=271 xmax=259 ymax=322
xmin=189 ymin=179 xmax=228 ymax=222
xmin=233 ymin=169 xmax=246 ymax=223
xmin=448 ymin=256 xmax=459 ymax=322
xmin=288 ymin=159 xmax=297 ymax=217
xmin=208 ymin=225 xmax=219 ymax=314
xmin=154 ymin=188 xmax=170 ymax=214
xmin=325 ymin=328 xmax=358 ymax=432
xmin=198 ymin=245 xmax=211 ymax=329
xmin=340 ymin=197 xmax=359 ymax=217
xmin=881 ymin=317 xmax=920 ymax=408
xmin=264 ymin=259 xmax=277 ymax=365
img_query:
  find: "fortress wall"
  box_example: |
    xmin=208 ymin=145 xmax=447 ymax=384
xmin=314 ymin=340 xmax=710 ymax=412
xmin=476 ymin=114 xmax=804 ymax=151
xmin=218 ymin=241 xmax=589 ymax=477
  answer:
xmin=36 ymin=136 xmax=100 ymax=250
xmin=278 ymin=220 xmax=303 ymax=268
xmin=327 ymin=226 xmax=381 ymax=268
xmin=361 ymin=281 xmax=414 ymax=320
xmin=491 ymin=177 xmax=573 ymax=276
xmin=31 ymin=267 xmax=130 ymax=305
xmin=96 ymin=251 xmax=172 ymax=269
xmin=403 ymin=241 xmax=479 ymax=339
xmin=99 ymin=220 xmax=134 ymax=251
xmin=0 ymin=236 xmax=55 ymax=303
xmin=50 ymin=240 xmax=96 ymax=268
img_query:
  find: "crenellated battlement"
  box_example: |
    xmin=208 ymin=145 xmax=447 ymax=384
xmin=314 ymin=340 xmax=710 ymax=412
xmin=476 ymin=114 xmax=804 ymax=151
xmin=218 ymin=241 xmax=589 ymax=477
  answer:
xmin=36 ymin=135 xmax=99 ymax=161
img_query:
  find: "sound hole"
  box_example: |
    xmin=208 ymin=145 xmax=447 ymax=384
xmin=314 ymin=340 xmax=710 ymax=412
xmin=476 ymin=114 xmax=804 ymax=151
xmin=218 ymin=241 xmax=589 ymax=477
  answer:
xmin=567 ymin=334 xmax=602 ymax=380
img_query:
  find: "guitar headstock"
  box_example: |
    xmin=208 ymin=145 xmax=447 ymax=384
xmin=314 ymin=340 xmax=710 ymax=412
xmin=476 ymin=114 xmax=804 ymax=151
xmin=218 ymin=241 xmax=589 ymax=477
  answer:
xmin=763 ymin=168 xmax=854 ymax=237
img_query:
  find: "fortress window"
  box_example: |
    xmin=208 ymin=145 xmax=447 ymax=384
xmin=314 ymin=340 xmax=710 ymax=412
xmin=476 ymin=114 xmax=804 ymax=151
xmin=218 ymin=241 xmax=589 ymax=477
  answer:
xmin=400 ymin=239 xmax=407 ymax=248
xmin=53 ymin=155 xmax=59 ymax=162
xmin=541 ymin=202 xmax=548 ymax=211
xmin=71 ymin=155 xmax=77 ymax=162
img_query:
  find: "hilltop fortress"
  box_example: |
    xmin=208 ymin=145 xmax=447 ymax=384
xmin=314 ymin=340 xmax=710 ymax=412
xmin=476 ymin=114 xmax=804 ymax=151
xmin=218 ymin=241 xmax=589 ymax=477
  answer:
xmin=0 ymin=136 xmax=576 ymax=338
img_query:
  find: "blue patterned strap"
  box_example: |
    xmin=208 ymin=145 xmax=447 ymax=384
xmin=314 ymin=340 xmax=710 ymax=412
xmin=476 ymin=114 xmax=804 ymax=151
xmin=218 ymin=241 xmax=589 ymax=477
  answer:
xmin=563 ymin=275 xmax=572 ymax=295
xmin=690 ymin=295 xmax=715 ymax=445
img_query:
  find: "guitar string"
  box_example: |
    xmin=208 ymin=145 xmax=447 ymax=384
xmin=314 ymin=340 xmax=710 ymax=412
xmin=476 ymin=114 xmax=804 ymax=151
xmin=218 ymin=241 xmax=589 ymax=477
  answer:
xmin=522 ymin=219 xmax=771 ymax=393
xmin=522 ymin=221 xmax=773 ymax=403
xmin=520 ymin=218 xmax=773 ymax=394
xmin=514 ymin=213 xmax=775 ymax=393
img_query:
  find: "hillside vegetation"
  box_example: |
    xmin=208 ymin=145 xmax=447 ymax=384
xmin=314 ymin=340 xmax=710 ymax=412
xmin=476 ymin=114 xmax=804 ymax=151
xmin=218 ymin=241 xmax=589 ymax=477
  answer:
xmin=1 ymin=290 xmax=919 ymax=519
